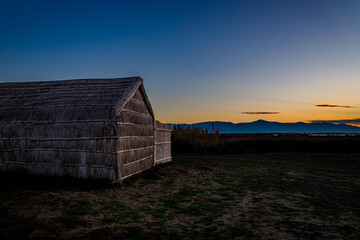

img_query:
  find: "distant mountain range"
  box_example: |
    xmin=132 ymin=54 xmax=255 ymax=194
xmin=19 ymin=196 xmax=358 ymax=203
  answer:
xmin=176 ymin=120 xmax=360 ymax=134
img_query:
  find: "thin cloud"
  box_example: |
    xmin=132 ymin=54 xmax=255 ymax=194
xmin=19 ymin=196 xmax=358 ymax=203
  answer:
xmin=309 ymin=118 xmax=360 ymax=125
xmin=316 ymin=104 xmax=355 ymax=109
xmin=242 ymin=112 xmax=282 ymax=115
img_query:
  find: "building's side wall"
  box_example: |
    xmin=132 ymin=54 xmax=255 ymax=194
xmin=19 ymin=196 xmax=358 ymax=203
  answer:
xmin=154 ymin=121 xmax=172 ymax=165
xmin=0 ymin=118 xmax=118 ymax=180
xmin=116 ymin=89 xmax=154 ymax=180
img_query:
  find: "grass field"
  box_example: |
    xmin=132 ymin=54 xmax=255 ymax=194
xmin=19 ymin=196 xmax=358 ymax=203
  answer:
xmin=1 ymin=153 xmax=360 ymax=239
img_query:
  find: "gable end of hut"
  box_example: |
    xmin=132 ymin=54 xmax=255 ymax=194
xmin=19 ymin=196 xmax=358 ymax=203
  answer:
xmin=114 ymin=82 xmax=156 ymax=181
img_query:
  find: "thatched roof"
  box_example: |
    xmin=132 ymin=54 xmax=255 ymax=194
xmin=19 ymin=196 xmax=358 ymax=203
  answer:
xmin=0 ymin=77 xmax=154 ymax=122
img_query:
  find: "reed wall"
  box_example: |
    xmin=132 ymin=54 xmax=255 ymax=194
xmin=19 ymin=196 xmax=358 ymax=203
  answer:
xmin=154 ymin=121 xmax=172 ymax=165
xmin=116 ymin=89 xmax=155 ymax=180
xmin=0 ymin=119 xmax=118 ymax=180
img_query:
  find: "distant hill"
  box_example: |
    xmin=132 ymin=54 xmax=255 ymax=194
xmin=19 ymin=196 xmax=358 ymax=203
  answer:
xmin=176 ymin=120 xmax=360 ymax=134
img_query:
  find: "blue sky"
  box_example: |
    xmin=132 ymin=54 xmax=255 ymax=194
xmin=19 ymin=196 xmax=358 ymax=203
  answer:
xmin=1 ymin=0 xmax=359 ymax=124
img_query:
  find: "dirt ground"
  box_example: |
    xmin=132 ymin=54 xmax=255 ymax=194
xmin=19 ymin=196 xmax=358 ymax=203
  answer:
xmin=1 ymin=153 xmax=360 ymax=239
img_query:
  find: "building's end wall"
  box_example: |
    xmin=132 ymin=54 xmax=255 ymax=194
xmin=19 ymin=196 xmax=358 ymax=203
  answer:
xmin=154 ymin=121 xmax=172 ymax=165
xmin=116 ymin=89 xmax=155 ymax=180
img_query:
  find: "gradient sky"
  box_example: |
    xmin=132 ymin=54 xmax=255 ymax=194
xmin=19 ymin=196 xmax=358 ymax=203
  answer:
xmin=1 ymin=0 xmax=359 ymax=125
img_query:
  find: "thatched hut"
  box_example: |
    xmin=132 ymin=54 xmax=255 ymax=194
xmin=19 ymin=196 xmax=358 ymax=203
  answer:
xmin=0 ymin=77 xmax=172 ymax=182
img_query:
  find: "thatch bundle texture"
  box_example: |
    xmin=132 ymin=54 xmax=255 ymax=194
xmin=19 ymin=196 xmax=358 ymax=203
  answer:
xmin=0 ymin=77 xmax=172 ymax=182
xmin=154 ymin=121 xmax=172 ymax=165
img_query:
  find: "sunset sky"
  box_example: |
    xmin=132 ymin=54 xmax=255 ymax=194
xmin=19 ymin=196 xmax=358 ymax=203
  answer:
xmin=0 ymin=0 xmax=359 ymax=125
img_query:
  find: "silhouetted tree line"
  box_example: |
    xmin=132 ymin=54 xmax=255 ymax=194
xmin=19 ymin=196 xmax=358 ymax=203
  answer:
xmin=172 ymin=125 xmax=360 ymax=153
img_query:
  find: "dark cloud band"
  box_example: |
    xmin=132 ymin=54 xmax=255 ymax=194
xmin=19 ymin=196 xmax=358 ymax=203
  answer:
xmin=242 ymin=112 xmax=282 ymax=115
xmin=316 ymin=104 xmax=355 ymax=108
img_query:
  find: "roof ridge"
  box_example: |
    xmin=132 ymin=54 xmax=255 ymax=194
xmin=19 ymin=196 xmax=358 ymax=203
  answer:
xmin=0 ymin=76 xmax=142 ymax=85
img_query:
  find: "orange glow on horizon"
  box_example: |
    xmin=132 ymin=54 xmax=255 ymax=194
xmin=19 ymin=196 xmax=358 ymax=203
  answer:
xmin=154 ymin=106 xmax=360 ymax=126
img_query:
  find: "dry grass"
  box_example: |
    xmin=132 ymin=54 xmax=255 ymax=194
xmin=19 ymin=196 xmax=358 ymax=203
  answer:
xmin=172 ymin=125 xmax=360 ymax=153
